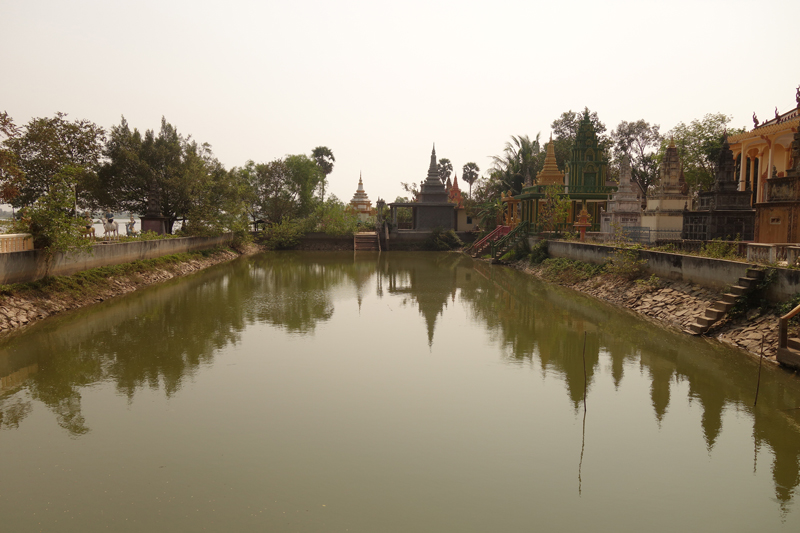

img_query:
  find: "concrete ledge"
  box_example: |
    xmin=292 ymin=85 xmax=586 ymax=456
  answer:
xmin=0 ymin=234 xmax=232 ymax=284
xmin=546 ymin=240 xmax=800 ymax=302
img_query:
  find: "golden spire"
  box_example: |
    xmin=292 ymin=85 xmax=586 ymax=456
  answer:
xmin=536 ymin=135 xmax=564 ymax=186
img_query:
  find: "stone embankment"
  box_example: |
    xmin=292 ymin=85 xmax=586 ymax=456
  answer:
xmin=0 ymin=246 xmax=251 ymax=336
xmin=514 ymin=261 xmax=783 ymax=363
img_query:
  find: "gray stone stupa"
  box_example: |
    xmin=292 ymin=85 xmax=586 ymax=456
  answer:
xmin=600 ymin=155 xmax=642 ymax=234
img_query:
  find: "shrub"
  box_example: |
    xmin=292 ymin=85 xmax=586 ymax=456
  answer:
xmin=263 ymin=218 xmax=305 ymax=250
xmin=422 ymin=228 xmax=463 ymax=251
xmin=606 ymin=246 xmax=646 ymax=280
xmin=527 ymin=239 xmax=548 ymax=264
xmin=701 ymin=238 xmax=740 ymax=260
xmin=539 ymin=257 xmax=605 ymax=284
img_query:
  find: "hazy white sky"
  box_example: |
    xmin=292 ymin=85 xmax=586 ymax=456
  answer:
xmin=3 ymin=0 xmax=798 ymax=205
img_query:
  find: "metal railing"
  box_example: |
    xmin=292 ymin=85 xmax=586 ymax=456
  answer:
xmin=491 ymin=220 xmax=530 ymax=259
xmin=469 ymin=225 xmax=509 ymax=256
xmin=778 ymin=303 xmax=800 ymax=351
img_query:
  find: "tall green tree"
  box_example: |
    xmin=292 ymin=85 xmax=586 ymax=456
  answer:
xmin=437 ymin=158 xmax=453 ymax=182
xmin=311 ymin=146 xmax=335 ymax=201
xmin=461 ymin=162 xmax=480 ymax=198
xmin=12 ymin=166 xmax=93 ymax=256
xmin=666 ymin=113 xmax=743 ymax=193
xmin=610 ymin=119 xmax=662 ymax=193
xmin=550 ymin=108 xmax=609 ymax=170
xmin=0 ymin=111 xmax=23 ymax=205
xmin=4 ymin=112 xmax=105 ymax=210
xmin=489 ymin=134 xmax=542 ymax=194
xmin=284 ymin=154 xmax=322 ymax=217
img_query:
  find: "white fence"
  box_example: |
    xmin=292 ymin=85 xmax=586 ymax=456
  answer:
xmin=0 ymin=233 xmax=33 ymax=253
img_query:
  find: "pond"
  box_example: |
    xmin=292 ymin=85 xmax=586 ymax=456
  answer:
xmin=1 ymin=251 xmax=799 ymax=532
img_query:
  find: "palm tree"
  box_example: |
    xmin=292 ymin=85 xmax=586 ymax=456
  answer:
xmin=311 ymin=146 xmax=335 ymax=202
xmin=489 ymin=134 xmax=542 ymax=194
xmin=462 ymin=162 xmax=480 ymax=197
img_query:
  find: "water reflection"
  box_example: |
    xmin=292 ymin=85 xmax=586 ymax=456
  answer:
xmin=2 ymin=251 xmax=800 ymax=513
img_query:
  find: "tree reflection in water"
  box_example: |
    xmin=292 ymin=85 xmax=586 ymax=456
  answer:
xmin=1 ymin=251 xmax=799 ymax=511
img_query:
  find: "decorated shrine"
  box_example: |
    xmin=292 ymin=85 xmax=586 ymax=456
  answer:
xmin=640 ymin=138 xmax=689 ymax=236
xmin=600 ymin=155 xmax=642 ymax=234
xmin=515 ymin=111 xmax=614 ymax=232
xmin=349 ymin=174 xmax=375 ymax=222
xmin=682 ymin=133 xmax=755 ymax=240
xmin=728 ymin=86 xmax=800 ymax=243
xmin=388 ymin=146 xmax=456 ymax=231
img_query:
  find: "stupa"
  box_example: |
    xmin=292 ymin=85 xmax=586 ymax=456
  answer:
xmin=349 ymin=174 xmax=374 ymax=222
xmin=640 ymin=139 xmax=689 ymax=236
xmin=682 ymin=133 xmax=755 ymax=240
xmin=600 ymin=155 xmax=642 ymax=234
xmin=388 ymin=145 xmax=456 ymax=231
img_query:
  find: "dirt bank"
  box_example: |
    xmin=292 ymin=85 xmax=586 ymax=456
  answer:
xmin=513 ymin=260 xmax=784 ymax=364
xmin=0 ymin=244 xmax=260 ymax=337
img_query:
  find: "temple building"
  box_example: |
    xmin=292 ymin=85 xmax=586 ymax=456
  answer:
xmin=727 ymin=87 xmax=800 ymax=242
xmin=517 ymin=111 xmax=613 ymax=232
xmin=640 ymin=139 xmax=689 ymax=236
xmin=349 ymin=174 xmax=375 ymax=223
xmin=388 ymin=145 xmax=456 ymax=231
xmin=728 ymin=87 xmax=800 ymax=202
xmin=682 ymin=133 xmax=755 ymax=240
xmin=445 ymin=171 xmax=478 ymax=231
xmin=600 ymin=155 xmax=642 ymax=234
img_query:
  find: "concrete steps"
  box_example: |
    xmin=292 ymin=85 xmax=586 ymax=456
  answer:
xmin=777 ymin=347 xmax=800 ymax=369
xmin=688 ymin=267 xmax=763 ymax=336
xmin=354 ymin=232 xmax=380 ymax=251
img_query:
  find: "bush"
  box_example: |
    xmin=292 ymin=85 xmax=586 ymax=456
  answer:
xmin=527 ymin=239 xmax=548 ymax=264
xmin=701 ymin=238 xmax=740 ymax=260
xmin=605 ymin=246 xmax=646 ymax=280
xmin=421 ymin=228 xmax=463 ymax=251
xmin=539 ymin=257 xmax=605 ymax=284
xmin=263 ymin=218 xmax=305 ymax=250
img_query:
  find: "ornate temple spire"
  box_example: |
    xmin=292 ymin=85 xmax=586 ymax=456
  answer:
xmin=536 ymin=135 xmax=565 ymax=186
xmin=426 ymin=144 xmax=439 ymax=183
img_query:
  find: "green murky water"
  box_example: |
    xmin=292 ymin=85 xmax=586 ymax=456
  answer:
xmin=1 ymin=251 xmax=800 ymax=532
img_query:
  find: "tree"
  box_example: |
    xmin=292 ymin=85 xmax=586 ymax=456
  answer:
xmin=284 ymin=154 xmax=322 ymax=217
xmin=12 ymin=166 xmax=93 ymax=256
xmin=666 ymin=113 xmax=743 ymax=193
xmin=100 ymin=116 xmax=243 ymax=235
xmin=400 ymin=181 xmax=419 ymax=201
xmin=550 ymin=108 xmax=609 ymax=170
xmin=489 ymin=134 xmax=542 ymax=194
xmin=437 ymin=158 xmax=453 ymax=182
xmin=610 ymin=120 xmax=662 ymax=193
xmin=4 ymin=112 xmax=105 ymax=210
xmin=461 ymin=162 xmax=480 ymax=197
xmin=0 ymin=111 xmax=23 ymax=205
xmin=311 ymin=146 xmax=335 ymax=201
xmin=538 ymin=185 xmax=571 ymax=233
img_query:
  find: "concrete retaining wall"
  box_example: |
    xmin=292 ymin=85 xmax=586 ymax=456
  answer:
xmin=546 ymin=240 xmax=800 ymax=302
xmin=295 ymin=233 xmax=354 ymax=250
xmin=0 ymin=234 xmax=232 ymax=284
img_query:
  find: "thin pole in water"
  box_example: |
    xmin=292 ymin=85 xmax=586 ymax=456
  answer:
xmin=754 ymin=334 xmax=764 ymax=407
xmin=582 ymin=331 xmax=587 ymax=412
xmin=578 ymin=331 xmax=587 ymax=496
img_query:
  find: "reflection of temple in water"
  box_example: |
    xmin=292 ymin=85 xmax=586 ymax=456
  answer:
xmin=453 ymin=260 xmax=800 ymax=508
xmin=2 ymin=251 xmax=800 ymax=512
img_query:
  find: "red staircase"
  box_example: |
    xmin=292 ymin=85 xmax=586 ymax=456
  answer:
xmin=469 ymin=225 xmax=509 ymax=257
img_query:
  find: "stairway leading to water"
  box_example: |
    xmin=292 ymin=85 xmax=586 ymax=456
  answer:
xmin=354 ymin=232 xmax=380 ymax=251
xmin=688 ymin=267 xmax=763 ymax=335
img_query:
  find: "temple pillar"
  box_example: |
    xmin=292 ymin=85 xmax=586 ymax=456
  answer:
xmin=739 ymin=143 xmax=748 ymax=191
xmin=748 ymin=152 xmax=755 ymax=191
xmin=766 ymin=144 xmax=774 ymax=200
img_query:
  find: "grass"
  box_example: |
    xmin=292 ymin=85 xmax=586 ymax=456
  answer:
xmin=0 ymin=247 xmax=231 ymax=300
